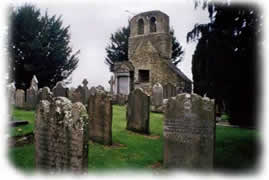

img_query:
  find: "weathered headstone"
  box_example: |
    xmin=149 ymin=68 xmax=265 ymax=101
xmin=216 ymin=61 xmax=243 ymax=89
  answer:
xmin=151 ymin=83 xmax=164 ymax=112
xmin=15 ymin=89 xmax=25 ymax=108
xmin=82 ymin=79 xmax=89 ymax=105
xmin=89 ymin=87 xmax=97 ymax=96
xmin=52 ymin=81 xmax=68 ymax=97
xmin=71 ymin=85 xmax=84 ymax=103
xmin=25 ymin=87 xmax=38 ymax=109
xmin=126 ymin=88 xmax=150 ymax=134
xmin=38 ymin=87 xmax=53 ymax=102
xmin=152 ymin=83 xmax=163 ymax=106
xmin=31 ymin=75 xmax=39 ymax=90
xmin=7 ymin=82 xmax=16 ymax=105
xmin=35 ymin=97 xmax=88 ymax=172
xmin=117 ymin=94 xmax=128 ymax=105
xmin=88 ymin=88 xmax=112 ymax=145
xmin=163 ymin=83 xmax=176 ymax=99
xmin=164 ymin=93 xmax=215 ymax=169
xmin=67 ymin=87 xmax=76 ymax=100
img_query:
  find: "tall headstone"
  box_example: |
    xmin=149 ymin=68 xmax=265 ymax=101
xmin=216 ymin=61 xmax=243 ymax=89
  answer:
xmin=163 ymin=83 xmax=176 ymax=99
xmin=15 ymin=89 xmax=25 ymax=108
xmin=7 ymin=82 xmax=16 ymax=105
xmin=25 ymin=76 xmax=39 ymax=109
xmin=126 ymin=88 xmax=150 ymax=134
xmin=88 ymin=88 xmax=112 ymax=145
xmin=82 ymin=79 xmax=89 ymax=105
xmin=31 ymin=75 xmax=39 ymax=90
xmin=151 ymin=83 xmax=164 ymax=113
xmin=26 ymin=87 xmax=38 ymax=109
xmin=164 ymin=93 xmax=215 ymax=169
xmin=52 ymin=81 xmax=68 ymax=97
xmin=35 ymin=97 xmax=89 ymax=172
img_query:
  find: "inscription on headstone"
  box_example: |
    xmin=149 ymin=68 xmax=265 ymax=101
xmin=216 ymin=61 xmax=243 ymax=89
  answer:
xmin=164 ymin=93 xmax=215 ymax=169
xmin=35 ymin=97 xmax=89 ymax=172
xmin=126 ymin=88 xmax=150 ymax=134
xmin=88 ymin=88 xmax=112 ymax=145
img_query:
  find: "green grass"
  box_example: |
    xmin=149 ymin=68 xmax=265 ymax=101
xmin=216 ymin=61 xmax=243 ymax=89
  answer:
xmin=10 ymin=107 xmax=35 ymax=136
xmin=8 ymin=105 xmax=259 ymax=173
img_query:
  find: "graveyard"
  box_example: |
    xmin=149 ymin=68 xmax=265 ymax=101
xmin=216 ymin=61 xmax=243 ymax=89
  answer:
xmin=6 ymin=4 xmax=261 ymax=175
xmin=9 ymin=104 xmax=258 ymax=172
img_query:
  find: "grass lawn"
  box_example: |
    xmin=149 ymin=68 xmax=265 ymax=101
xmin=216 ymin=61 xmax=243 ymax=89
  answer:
xmin=8 ymin=105 xmax=259 ymax=173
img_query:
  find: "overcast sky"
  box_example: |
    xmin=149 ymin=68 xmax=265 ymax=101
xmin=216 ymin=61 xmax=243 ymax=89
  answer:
xmin=14 ymin=0 xmax=210 ymax=89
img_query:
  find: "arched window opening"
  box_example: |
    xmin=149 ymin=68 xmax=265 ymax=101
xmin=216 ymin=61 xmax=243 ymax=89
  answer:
xmin=150 ymin=17 xmax=157 ymax=32
xmin=138 ymin=19 xmax=144 ymax=35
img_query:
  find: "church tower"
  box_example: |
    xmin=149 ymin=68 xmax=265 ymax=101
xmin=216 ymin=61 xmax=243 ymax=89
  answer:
xmin=128 ymin=10 xmax=173 ymax=95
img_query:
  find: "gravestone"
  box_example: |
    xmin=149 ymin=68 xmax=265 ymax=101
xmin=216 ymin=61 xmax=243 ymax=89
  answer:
xmin=164 ymin=93 xmax=215 ymax=169
xmin=31 ymin=75 xmax=39 ymax=90
xmin=67 ymin=87 xmax=76 ymax=100
xmin=89 ymin=87 xmax=97 ymax=96
xmin=82 ymin=79 xmax=89 ymax=105
xmin=163 ymin=83 xmax=176 ymax=99
xmin=26 ymin=87 xmax=38 ymax=110
xmin=52 ymin=81 xmax=68 ymax=97
xmin=25 ymin=76 xmax=39 ymax=109
xmin=152 ymin=83 xmax=163 ymax=106
xmin=126 ymin=88 xmax=150 ymax=134
xmin=38 ymin=87 xmax=53 ymax=102
xmin=15 ymin=89 xmax=25 ymax=108
xmin=96 ymin=85 xmax=105 ymax=92
xmin=88 ymin=88 xmax=112 ymax=145
xmin=71 ymin=85 xmax=84 ymax=103
xmin=151 ymin=83 xmax=164 ymax=112
xmin=7 ymin=82 xmax=16 ymax=105
xmin=35 ymin=97 xmax=89 ymax=172
xmin=117 ymin=94 xmax=128 ymax=105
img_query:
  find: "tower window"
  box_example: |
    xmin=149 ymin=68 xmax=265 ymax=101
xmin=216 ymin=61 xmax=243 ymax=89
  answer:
xmin=150 ymin=17 xmax=157 ymax=32
xmin=138 ymin=19 xmax=144 ymax=35
xmin=138 ymin=70 xmax=150 ymax=82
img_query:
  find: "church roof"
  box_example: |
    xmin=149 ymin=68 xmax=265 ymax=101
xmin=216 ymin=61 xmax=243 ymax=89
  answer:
xmin=165 ymin=60 xmax=192 ymax=83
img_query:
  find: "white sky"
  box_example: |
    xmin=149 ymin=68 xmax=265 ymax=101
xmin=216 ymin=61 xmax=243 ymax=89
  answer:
xmin=11 ymin=0 xmax=210 ymax=89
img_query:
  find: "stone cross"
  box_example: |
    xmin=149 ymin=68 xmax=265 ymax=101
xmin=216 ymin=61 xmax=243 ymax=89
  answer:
xmin=126 ymin=88 xmax=150 ymax=134
xmin=35 ymin=97 xmax=89 ymax=172
xmin=163 ymin=93 xmax=215 ymax=169
xmin=88 ymin=88 xmax=112 ymax=145
xmin=81 ymin=79 xmax=89 ymax=105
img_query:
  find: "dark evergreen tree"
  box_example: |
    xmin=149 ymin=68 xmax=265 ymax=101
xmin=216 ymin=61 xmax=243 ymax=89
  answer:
xmin=105 ymin=25 xmax=184 ymax=71
xmin=187 ymin=1 xmax=262 ymax=127
xmin=8 ymin=4 xmax=79 ymax=89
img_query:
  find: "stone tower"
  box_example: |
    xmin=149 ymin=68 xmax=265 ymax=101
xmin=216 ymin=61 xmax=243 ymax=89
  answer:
xmin=129 ymin=10 xmax=181 ymax=95
xmin=111 ymin=10 xmax=192 ymax=96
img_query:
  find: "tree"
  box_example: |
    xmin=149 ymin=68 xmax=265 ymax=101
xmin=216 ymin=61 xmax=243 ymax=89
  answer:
xmin=187 ymin=1 xmax=262 ymax=127
xmin=8 ymin=4 xmax=79 ymax=90
xmin=105 ymin=25 xmax=184 ymax=71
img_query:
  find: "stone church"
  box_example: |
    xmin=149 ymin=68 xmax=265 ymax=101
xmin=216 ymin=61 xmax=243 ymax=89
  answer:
xmin=110 ymin=10 xmax=192 ymax=96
